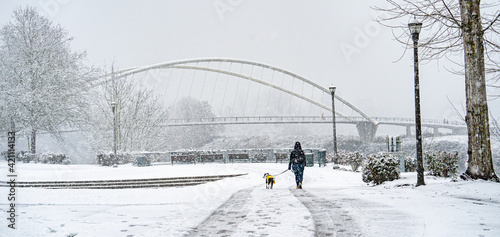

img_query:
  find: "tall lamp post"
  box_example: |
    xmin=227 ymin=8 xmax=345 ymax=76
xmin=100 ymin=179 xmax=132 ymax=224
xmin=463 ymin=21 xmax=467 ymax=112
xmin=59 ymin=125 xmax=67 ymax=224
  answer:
xmin=111 ymin=102 xmax=118 ymax=166
xmin=329 ymin=86 xmax=338 ymax=166
xmin=409 ymin=18 xmax=425 ymax=186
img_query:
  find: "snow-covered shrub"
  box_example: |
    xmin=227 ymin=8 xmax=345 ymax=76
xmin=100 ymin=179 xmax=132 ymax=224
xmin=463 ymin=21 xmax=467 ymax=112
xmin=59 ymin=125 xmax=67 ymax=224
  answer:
xmin=333 ymin=149 xmax=347 ymax=164
xmin=342 ymin=151 xmax=365 ymax=172
xmin=253 ymin=153 xmax=268 ymax=163
xmin=17 ymin=151 xmax=34 ymax=163
xmin=95 ymin=151 xmax=133 ymax=166
xmin=404 ymin=156 xmax=416 ymax=172
xmin=362 ymin=154 xmax=400 ymax=185
xmin=425 ymin=140 xmax=467 ymax=171
xmin=96 ymin=152 xmax=111 ymax=166
xmin=425 ymin=151 xmax=459 ymax=178
xmin=37 ymin=153 xmax=71 ymax=164
xmin=3 ymin=151 xmax=33 ymax=162
xmin=134 ymin=156 xmax=151 ymax=167
xmin=326 ymin=151 xmax=343 ymax=163
xmin=131 ymin=152 xmax=163 ymax=166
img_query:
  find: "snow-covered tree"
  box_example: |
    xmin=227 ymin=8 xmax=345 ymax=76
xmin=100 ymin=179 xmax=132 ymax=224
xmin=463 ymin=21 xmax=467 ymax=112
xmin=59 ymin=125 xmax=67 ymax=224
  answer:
xmin=0 ymin=7 xmax=95 ymax=154
xmin=374 ymin=1 xmax=499 ymax=181
xmin=166 ymin=97 xmax=222 ymax=150
xmin=85 ymin=67 xmax=170 ymax=152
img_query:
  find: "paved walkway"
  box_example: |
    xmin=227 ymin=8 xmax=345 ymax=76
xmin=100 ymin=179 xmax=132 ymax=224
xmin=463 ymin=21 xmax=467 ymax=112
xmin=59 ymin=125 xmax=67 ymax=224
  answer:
xmin=187 ymin=186 xmax=364 ymax=237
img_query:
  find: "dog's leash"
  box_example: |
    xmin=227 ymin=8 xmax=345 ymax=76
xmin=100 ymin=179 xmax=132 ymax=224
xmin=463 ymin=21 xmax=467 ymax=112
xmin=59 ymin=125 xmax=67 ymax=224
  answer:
xmin=272 ymin=169 xmax=289 ymax=177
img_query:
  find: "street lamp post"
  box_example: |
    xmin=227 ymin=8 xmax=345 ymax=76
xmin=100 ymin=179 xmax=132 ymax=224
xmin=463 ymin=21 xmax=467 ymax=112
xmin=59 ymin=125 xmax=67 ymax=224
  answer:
xmin=329 ymin=86 xmax=338 ymax=166
xmin=409 ymin=18 xmax=425 ymax=186
xmin=111 ymin=102 xmax=117 ymax=166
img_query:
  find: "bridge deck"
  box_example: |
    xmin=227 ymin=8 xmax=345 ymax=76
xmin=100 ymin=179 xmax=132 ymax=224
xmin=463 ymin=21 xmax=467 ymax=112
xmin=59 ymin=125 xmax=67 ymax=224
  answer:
xmin=161 ymin=116 xmax=466 ymax=130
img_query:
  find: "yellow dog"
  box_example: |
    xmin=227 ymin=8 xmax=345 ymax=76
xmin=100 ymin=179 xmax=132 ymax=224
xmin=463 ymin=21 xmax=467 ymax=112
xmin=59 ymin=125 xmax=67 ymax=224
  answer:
xmin=263 ymin=173 xmax=275 ymax=189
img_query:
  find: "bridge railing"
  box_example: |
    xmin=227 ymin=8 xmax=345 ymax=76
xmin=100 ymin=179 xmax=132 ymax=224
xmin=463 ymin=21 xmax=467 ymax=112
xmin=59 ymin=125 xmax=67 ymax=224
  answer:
xmin=162 ymin=116 xmax=466 ymax=126
xmin=162 ymin=116 xmax=367 ymax=124
xmin=372 ymin=117 xmax=465 ymax=126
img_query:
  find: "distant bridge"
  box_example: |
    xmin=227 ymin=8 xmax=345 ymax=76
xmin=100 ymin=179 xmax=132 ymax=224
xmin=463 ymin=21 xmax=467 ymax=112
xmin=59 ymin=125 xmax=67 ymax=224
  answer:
xmin=100 ymin=58 xmax=466 ymax=142
xmin=161 ymin=116 xmax=467 ymax=137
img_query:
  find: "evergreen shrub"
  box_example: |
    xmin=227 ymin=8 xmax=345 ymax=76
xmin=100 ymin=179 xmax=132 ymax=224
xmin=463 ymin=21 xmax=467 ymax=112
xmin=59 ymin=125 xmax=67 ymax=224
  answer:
xmin=362 ymin=154 xmax=400 ymax=185
xmin=18 ymin=151 xmax=34 ymax=163
xmin=344 ymin=151 xmax=365 ymax=172
xmin=404 ymin=156 xmax=416 ymax=172
xmin=96 ymin=151 xmax=133 ymax=166
xmin=37 ymin=153 xmax=71 ymax=164
xmin=425 ymin=151 xmax=459 ymax=177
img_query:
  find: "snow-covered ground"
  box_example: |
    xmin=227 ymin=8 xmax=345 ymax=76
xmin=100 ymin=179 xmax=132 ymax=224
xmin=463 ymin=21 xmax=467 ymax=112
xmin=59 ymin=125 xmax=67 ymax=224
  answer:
xmin=1 ymin=161 xmax=499 ymax=237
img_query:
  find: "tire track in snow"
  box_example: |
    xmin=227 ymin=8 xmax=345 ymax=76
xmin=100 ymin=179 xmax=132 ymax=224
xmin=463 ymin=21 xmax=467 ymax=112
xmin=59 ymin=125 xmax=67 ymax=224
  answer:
xmin=187 ymin=187 xmax=253 ymax=237
xmin=186 ymin=185 xmax=314 ymax=237
xmin=291 ymin=188 xmax=362 ymax=237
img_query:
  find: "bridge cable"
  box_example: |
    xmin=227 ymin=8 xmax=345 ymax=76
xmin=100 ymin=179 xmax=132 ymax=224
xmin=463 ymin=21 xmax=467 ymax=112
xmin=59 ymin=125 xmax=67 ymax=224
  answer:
xmin=243 ymin=65 xmax=254 ymax=116
xmin=173 ymin=68 xmax=186 ymax=106
xmin=299 ymin=80 xmax=305 ymax=113
xmin=199 ymin=61 xmax=209 ymax=101
xmin=309 ymin=84 xmax=315 ymax=115
xmin=210 ymin=61 xmax=222 ymax=106
xmin=254 ymin=66 xmax=265 ymax=115
xmin=158 ymin=67 xmax=169 ymax=103
xmin=278 ymin=71 xmax=285 ymax=113
xmin=232 ymin=63 xmax=243 ymax=113
xmin=188 ymin=62 xmax=198 ymax=98
xmin=267 ymin=69 xmax=275 ymax=115
xmin=220 ymin=62 xmax=232 ymax=115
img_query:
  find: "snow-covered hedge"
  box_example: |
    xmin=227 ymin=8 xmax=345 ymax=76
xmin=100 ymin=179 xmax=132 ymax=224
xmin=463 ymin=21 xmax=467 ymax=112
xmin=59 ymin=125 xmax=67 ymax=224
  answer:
xmin=13 ymin=152 xmax=71 ymax=164
xmin=132 ymin=153 xmax=163 ymax=166
xmin=425 ymin=151 xmax=459 ymax=178
xmin=18 ymin=151 xmax=35 ymax=163
xmin=362 ymin=154 xmax=400 ymax=185
xmin=95 ymin=151 xmax=133 ymax=166
xmin=37 ymin=153 xmax=71 ymax=164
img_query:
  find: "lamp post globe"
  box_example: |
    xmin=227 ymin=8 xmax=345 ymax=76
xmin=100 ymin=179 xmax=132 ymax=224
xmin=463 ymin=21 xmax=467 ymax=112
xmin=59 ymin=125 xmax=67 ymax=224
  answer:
xmin=329 ymin=86 xmax=336 ymax=95
xmin=408 ymin=18 xmax=423 ymax=35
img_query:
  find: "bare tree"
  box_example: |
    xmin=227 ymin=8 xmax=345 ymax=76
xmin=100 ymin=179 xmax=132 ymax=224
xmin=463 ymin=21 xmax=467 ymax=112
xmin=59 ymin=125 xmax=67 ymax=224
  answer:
xmin=0 ymin=7 xmax=95 ymax=154
xmin=166 ymin=97 xmax=222 ymax=150
xmin=85 ymin=67 xmax=170 ymax=152
xmin=374 ymin=0 xmax=499 ymax=181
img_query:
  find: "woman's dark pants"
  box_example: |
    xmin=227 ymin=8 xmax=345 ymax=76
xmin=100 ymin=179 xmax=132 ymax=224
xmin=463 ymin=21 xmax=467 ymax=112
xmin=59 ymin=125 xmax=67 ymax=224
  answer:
xmin=292 ymin=163 xmax=305 ymax=186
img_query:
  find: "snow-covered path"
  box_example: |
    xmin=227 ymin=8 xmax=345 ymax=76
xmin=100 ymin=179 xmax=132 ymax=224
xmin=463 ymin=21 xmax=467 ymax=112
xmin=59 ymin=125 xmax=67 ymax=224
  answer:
xmin=187 ymin=184 xmax=371 ymax=237
xmin=188 ymin=186 xmax=314 ymax=236
xmin=291 ymin=188 xmax=361 ymax=236
xmin=1 ymin=162 xmax=500 ymax=236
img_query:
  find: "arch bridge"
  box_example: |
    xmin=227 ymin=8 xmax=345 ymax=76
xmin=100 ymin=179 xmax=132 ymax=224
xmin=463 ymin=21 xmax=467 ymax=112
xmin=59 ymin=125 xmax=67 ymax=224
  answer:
xmin=99 ymin=58 xmax=466 ymax=142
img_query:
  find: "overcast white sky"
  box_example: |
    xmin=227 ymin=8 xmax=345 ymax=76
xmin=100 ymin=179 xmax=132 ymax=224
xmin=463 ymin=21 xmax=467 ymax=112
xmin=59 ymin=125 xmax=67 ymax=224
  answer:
xmin=1 ymin=0 xmax=498 ymax=123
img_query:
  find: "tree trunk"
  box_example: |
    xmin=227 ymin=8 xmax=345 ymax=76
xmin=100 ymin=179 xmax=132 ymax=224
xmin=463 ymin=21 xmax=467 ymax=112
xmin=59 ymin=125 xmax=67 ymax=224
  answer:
xmin=30 ymin=129 xmax=36 ymax=155
xmin=459 ymin=0 xmax=498 ymax=181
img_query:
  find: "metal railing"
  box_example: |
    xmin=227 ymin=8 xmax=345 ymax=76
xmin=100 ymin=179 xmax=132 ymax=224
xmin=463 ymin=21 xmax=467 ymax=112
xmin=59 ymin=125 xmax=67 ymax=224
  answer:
xmin=161 ymin=116 xmax=466 ymax=129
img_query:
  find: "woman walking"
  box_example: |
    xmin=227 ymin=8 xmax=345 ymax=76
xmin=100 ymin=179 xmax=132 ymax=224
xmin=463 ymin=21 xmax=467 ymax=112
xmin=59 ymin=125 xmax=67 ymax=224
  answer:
xmin=288 ymin=141 xmax=306 ymax=189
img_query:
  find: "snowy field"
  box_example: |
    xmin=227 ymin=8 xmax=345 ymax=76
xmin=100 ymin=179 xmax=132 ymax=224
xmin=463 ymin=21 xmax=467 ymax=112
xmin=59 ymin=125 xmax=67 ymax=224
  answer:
xmin=1 ymin=161 xmax=500 ymax=237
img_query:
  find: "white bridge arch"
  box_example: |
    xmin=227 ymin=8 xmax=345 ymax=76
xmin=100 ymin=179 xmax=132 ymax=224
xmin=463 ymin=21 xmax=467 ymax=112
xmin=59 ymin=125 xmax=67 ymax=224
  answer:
xmin=98 ymin=58 xmax=465 ymax=142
